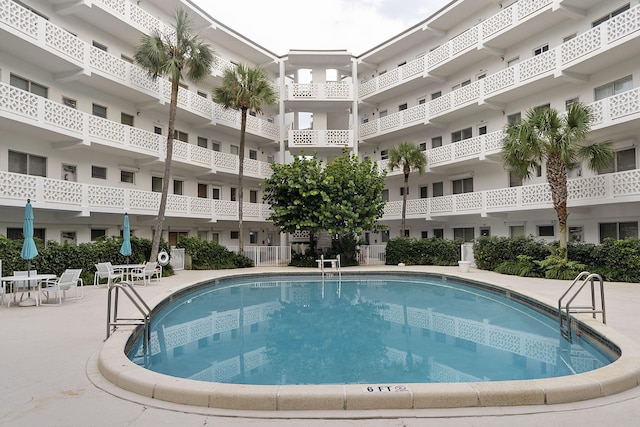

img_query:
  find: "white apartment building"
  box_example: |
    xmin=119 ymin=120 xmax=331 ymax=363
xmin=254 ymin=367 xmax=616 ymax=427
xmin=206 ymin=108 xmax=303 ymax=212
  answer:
xmin=1 ymin=0 xmax=639 ymax=257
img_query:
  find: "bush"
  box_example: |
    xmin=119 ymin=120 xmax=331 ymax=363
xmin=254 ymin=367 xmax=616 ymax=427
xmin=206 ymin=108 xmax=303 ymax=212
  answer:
xmin=176 ymin=236 xmax=253 ymax=269
xmin=290 ymin=251 xmax=317 ymax=267
xmin=473 ymin=236 xmax=549 ymax=271
xmin=385 ymin=237 xmax=459 ymax=266
xmin=495 ymin=255 xmax=543 ymax=277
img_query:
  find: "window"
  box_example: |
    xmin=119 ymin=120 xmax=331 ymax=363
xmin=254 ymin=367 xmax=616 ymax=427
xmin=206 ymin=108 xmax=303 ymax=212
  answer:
xmin=478 ymin=125 xmax=487 ymax=135
xmin=230 ymin=231 xmax=239 ymax=239
xmin=433 ymin=182 xmax=444 ymax=197
xmin=601 ymin=147 xmax=636 ymax=173
xmin=7 ymin=227 xmax=45 ymax=241
xmin=419 ymin=142 xmax=426 ymax=151
xmin=249 ymin=150 xmax=258 ymax=160
xmin=174 ymin=130 xmax=188 ymax=142
xmin=62 ymin=97 xmax=77 ymax=109
xmin=197 ymin=136 xmax=208 ymax=148
xmin=91 ymin=165 xmax=107 ymax=180
xmin=381 ymin=230 xmax=390 ymax=243
xmin=249 ymin=231 xmax=257 ymax=244
xmin=152 ymin=176 xmax=162 ymax=192
xmin=431 ymin=91 xmax=442 ymax=100
xmin=398 ymin=103 xmax=407 ymax=111
xmin=404 ymin=229 xmax=410 ymax=237
xmin=480 ymin=227 xmax=490 ymax=237
xmin=120 ymin=170 xmax=135 ymax=184
xmin=538 ymin=225 xmax=555 ymax=237
xmin=362 ymin=117 xmax=369 ymax=124
xmin=507 ymin=57 xmax=519 ymax=67
xmin=569 ymin=226 xmax=583 ymax=243
xmin=154 ymin=125 xmax=163 ymax=135
xmin=198 ymin=183 xmax=207 ymax=198
xmin=600 ymin=222 xmax=638 ymax=242
xmin=230 ymin=145 xmax=239 ymax=156
xmin=421 ymin=231 xmax=428 ymax=239
xmin=595 ymin=75 xmax=633 ymax=101
xmin=10 ymin=74 xmax=48 ymax=98
xmin=452 ymin=177 xmax=473 ymax=194
xmin=91 ymin=229 xmax=107 ymax=241
xmin=92 ymin=103 xmax=107 ymax=118
xmin=507 ymin=112 xmax=521 ymax=124
xmin=212 ymin=188 xmax=220 ymax=199
xmin=451 ymin=127 xmax=472 ymax=142
xmin=400 ymin=187 xmax=409 ymax=196
xmin=533 ymin=44 xmax=549 ymax=56
xmin=173 ymin=180 xmax=184 ymax=195
xmin=8 ymin=151 xmax=46 ymax=177
xmin=432 ymin=136 xmax=442 ymax=148
xmin=510 ymin=225 xmax=525 ymax=238
xmin=420 ymin=186 xmax=428 ymax=198
xmin=381 ymin=189 xmax=389 ymax=202
xmin=563 ymin=34 xmax=577 ymax=43
xmin=418 ymin=97 xmax=426 ymax=105
xmin=451 ymin=80 xmax=471 ymax=91
xmin=121 ymin=113 xmax=134 ymax=126
xmin=433 ymin=229 xmax=444 ymax=239
xmin=212 ymin=141 xmax=221 ymax=151
xmin=250 ymin=190 xmax=258 ymax=203
xmin=453 ymin=227 xmax=474 ymax=242
xmin=593 ymin=4 xmax=630 ymax=27
xmin=509 ymin=171 xmax=523 ymax=187
xmin=565 ymin=97 xmax=579 ymax=110
xmin=379 ymin=109 xmax=388 ymax=118
xmin=267 ymin=155 xmax=275 ymax=164
xmin=380 ymin=149 xmax=389 ymax=160
xmin=197 ymin=91 xmax=207 ymax=98
xmin=231 ymin=187 xmax=237 ymax=201
xmin=92 ymin=40 xmax=107 ymax=51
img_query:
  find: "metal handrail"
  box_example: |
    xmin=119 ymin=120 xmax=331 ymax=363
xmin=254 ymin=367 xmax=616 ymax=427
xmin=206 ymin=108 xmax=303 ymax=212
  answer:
xmin=106 ymin=281 xmax=152 ymax=347
xmin=558 ymin=272 xmax=606 ymax=342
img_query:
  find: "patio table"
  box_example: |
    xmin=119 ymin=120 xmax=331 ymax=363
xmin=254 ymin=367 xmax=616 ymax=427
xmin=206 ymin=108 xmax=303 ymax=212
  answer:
xmin=1 ymin=274 xmax=56 ymax=307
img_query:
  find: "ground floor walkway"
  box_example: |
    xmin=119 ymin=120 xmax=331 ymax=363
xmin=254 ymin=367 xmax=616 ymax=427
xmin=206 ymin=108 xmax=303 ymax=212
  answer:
xmin=1 ymin=266 xmax=640 ymax=426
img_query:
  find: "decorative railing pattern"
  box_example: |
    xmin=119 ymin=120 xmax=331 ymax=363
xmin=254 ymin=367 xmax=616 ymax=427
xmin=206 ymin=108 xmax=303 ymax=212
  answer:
xmin=289 ymin=130 xmax=353 ymax=147
xmin=0 ymin=0 xmax=278 ymax=140
xmin=287 ymin=82 xmax=352 ymax=100
xmin=0 ymin=81 xmax=273 ymax=179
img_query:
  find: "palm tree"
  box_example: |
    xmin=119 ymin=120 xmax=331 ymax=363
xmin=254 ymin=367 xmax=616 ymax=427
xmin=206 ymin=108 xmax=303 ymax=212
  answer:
xmin=388 ymin=141 xmax=427 ymax=236
xmin=502 ymin=102 xmax=613 ymax=258
xmin=134 ymin=8 xmax=213 ymax=262
xmin=213 ymin=64 xmax=276 ymax=255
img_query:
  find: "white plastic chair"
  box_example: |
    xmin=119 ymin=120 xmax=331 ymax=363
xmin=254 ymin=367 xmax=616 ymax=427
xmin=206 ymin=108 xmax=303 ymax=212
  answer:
xmin=130 ymin=262 xmax=160 ymax=286
xmin=94 ymin=262 xmax=122 ymax=286
xmin=13 ymin=270 xmax=38 ymax=306
xmin=41 ymin=269 xmax=83 ymax=305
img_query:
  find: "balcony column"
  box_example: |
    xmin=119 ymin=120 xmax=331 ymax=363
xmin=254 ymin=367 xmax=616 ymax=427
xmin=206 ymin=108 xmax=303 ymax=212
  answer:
xmin=278 ymin=61 xmax=286 ymax=163
xmin=352 ymin=58 xmax=359 ymax=155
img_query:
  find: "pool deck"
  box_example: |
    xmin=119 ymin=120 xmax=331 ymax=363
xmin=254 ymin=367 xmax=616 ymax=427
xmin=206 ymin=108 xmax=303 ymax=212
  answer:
xmin=2 ymin=265 xmax=640 ymax=426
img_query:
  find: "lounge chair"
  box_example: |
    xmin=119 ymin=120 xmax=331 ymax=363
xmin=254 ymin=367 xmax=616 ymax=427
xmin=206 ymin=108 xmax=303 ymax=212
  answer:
xmin=41 ymin=269 xmax=83 ymax=304
xmin=130 ymin=262 xmax=160 ymax=286
xmin=94 ymin=262 xmax=122 ymax=286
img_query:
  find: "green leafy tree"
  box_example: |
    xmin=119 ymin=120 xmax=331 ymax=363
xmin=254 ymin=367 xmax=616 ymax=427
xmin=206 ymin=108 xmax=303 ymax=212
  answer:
xmin=262 ymin=154 xmax=325 ymax=253
xmin=134 ymin=8 xmax=213 ymax=262
xmin=213 ymin=64 xmax=276 ymax=255
xmin=388 ymin=141 xmax=427 ymax=235
xmin=502 ymin=102 xmax=613 ymax=259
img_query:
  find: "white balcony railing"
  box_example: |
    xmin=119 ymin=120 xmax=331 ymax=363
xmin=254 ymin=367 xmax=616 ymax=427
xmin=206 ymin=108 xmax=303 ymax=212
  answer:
xmin=0 ymin=0 xmax=278 ymax=140
xmin=380 ymin=169 xmax=640 ymax=220
xmin=0 ymin=81 xmax=273 ymax=179
xmin=360 ymin=2 xmax=640 ymax=104
xmin=0 ymin=171 xmax=271 ymax=221
xmin=287 ymin=82 xmax=353 ymax=100
xmin=288 ymin=129 xmax=353 ymax=148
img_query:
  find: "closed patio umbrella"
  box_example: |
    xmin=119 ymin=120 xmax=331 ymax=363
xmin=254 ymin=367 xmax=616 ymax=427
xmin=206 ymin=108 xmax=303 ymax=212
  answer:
xmin=20 ymin=199 xmax=38 ymax=306
xmin=120 ymin=213 xmax=132 ymax=264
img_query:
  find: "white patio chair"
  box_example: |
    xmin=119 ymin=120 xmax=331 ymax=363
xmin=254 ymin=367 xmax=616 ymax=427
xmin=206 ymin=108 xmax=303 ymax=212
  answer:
xmin=130 ymin=262 xmax=160 ymax=286
xmin=94 ymin=262 xmax=122 ymax=286
xmin=13 ymin=270 xmax=38 ymax=305
xmin=41 ymin=269 xmax=83 ymax=305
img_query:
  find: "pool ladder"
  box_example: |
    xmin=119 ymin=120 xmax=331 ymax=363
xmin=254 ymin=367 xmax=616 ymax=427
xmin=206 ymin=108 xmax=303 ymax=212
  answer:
xmin=319 ymin=254 xmax=341 ymax=282
xmin=106 ymin=281 xmax=151 ymax=348
xmin=558 ymin=271 xmax=606 ymax=343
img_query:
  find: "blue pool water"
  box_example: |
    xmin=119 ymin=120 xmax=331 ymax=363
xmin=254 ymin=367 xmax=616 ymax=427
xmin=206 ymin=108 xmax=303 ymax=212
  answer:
xmin=128 ymin=274 xmax=615 ymax=385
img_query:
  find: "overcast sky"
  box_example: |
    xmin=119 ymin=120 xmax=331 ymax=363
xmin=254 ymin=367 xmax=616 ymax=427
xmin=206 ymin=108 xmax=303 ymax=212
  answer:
xmin=197 ymin=0 xmax=452 ymax=55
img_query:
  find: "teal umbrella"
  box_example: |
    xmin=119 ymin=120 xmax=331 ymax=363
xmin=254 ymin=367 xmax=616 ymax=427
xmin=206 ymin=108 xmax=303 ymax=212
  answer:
xmin=119 ymin=213 xmax=132 ymax=263
xmin=20 ymin=199 xmax=38 ymax=306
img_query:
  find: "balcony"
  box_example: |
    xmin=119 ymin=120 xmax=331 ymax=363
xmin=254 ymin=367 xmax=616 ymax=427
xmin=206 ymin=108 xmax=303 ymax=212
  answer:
xmin=286 ymin=82 xmax=353 ymax=101
xmin=0 ymin=171 xmax=272 ymax=221
xmin=288 ymin=129 xmax=354 ymax=149
xmin=359 ymin=0 xmax=633 ymax=102
xmin=382 ymin=169 xmax=640 ymax=221
xmin=0 ymin=82 xmax=273 ymax=180
xmin=0 ymin=0 xmax=277 ymax=140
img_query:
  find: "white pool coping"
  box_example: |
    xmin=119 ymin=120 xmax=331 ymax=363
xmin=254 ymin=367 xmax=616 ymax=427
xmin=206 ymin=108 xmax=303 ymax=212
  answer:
xmin=98 ymin=268 xmax=640 ymax=411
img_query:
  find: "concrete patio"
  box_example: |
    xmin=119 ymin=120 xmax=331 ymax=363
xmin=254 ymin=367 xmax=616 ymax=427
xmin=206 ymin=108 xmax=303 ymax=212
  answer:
xmin=2 ymin=266 xmax=640 ymax=426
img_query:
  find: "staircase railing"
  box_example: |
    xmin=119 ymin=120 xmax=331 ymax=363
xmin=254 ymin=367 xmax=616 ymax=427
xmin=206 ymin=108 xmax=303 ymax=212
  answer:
xmin=558 ymin=271 xmax=606 ymax=342
xmin=106 ymin=281 xmax=152 ymax=348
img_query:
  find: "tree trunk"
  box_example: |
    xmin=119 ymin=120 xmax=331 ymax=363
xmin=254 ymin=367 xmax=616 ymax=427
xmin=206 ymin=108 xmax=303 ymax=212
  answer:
xmin=150 ymin=80 xmax=178 ymax=262
xmin=546 ymin=154 xmax=569 ymax=259
xmin=238 ymin=107 xmax=247 ymax=255
xmin=401 ymin=172 xmax=409 ymax=236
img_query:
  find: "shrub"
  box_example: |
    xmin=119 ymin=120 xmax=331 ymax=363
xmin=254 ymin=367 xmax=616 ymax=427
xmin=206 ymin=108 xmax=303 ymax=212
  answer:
xmin=473 ymin=236 xmax=550 ymax=271
xmin=536 ymin=253 xmax=586 ymax=280
xmin=495 ymin=255 xmax=543 ymax=277
xmin=176 ymin=236 xmax=253 ymax=269
xmin=290 ymin=251 xmax=317 ymax=267
xmin=385 ymin=237 xmax=459 ymax=266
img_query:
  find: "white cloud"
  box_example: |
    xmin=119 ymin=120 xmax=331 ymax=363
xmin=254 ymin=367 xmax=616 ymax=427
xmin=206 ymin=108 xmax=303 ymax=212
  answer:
xmin=196 ymin=0 xmax=451 ymax=55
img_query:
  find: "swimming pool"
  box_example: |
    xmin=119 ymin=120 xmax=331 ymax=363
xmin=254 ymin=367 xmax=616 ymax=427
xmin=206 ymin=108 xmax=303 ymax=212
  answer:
xmin=99 ymin=269 xmax=640 ymax=411
xmin=127 ymin=274 xmax=614 ymax=386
